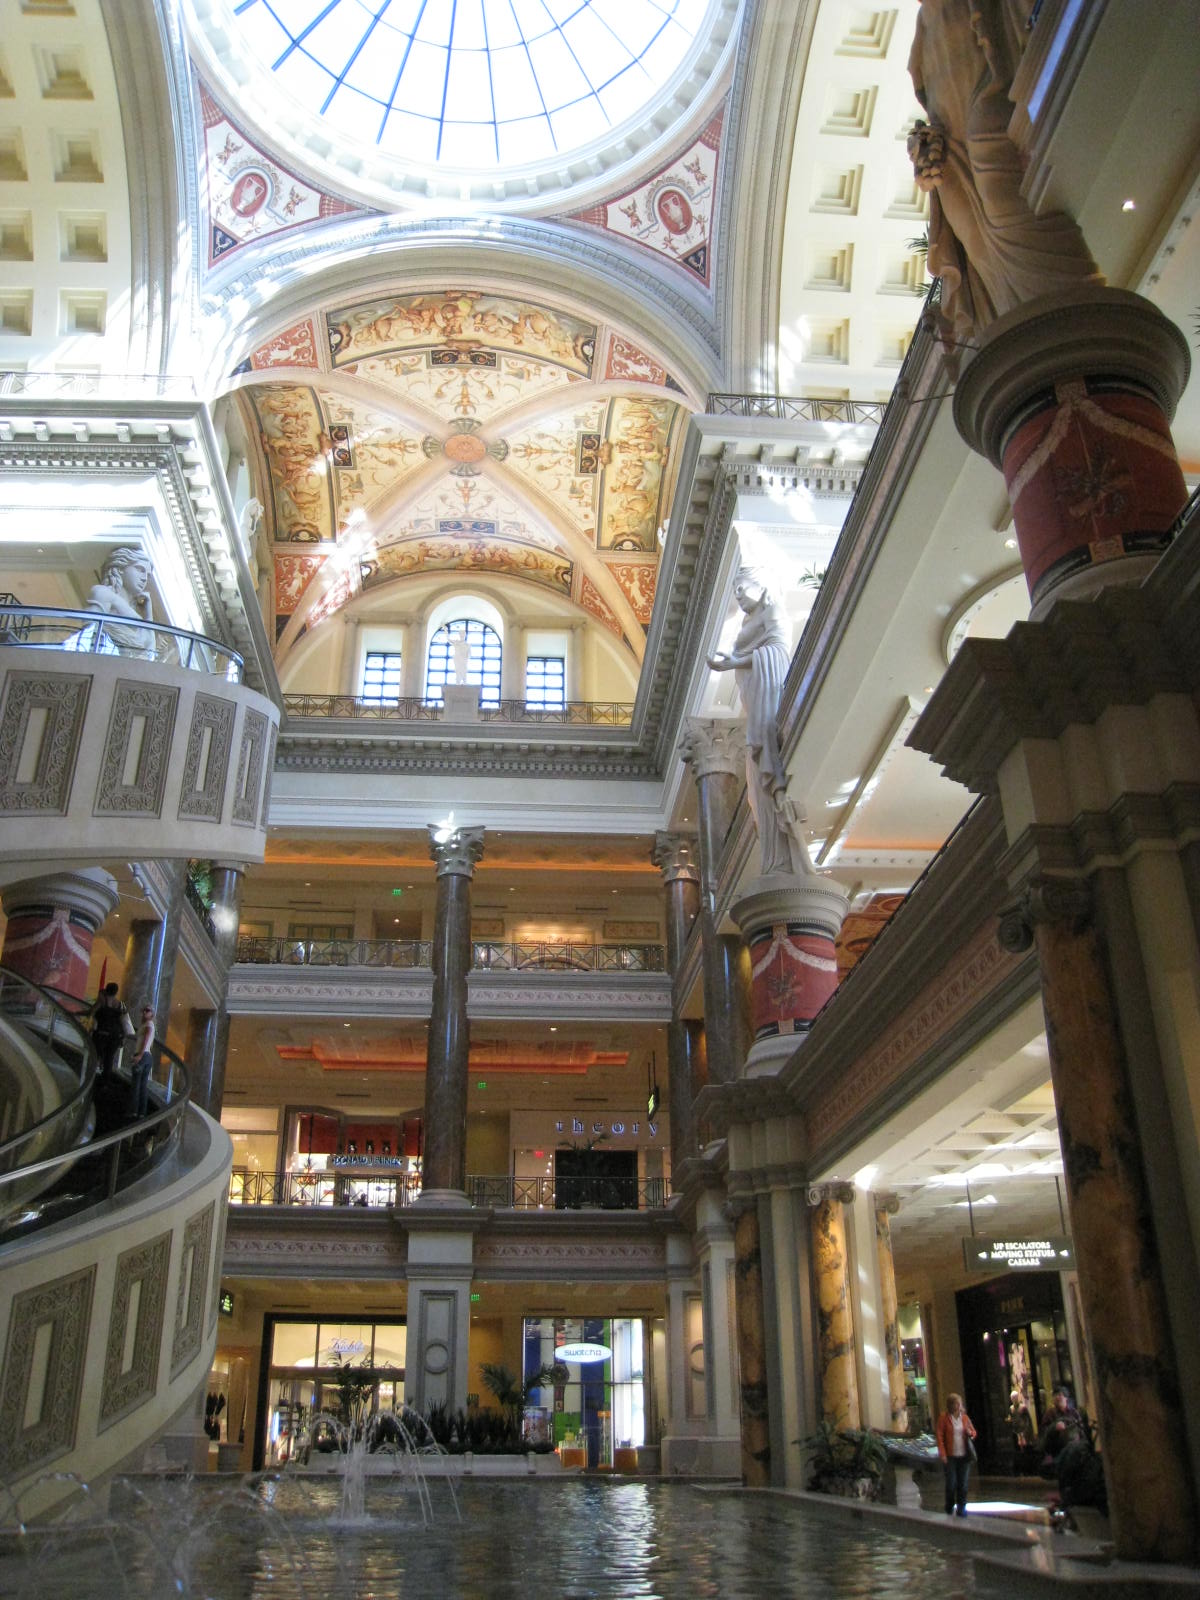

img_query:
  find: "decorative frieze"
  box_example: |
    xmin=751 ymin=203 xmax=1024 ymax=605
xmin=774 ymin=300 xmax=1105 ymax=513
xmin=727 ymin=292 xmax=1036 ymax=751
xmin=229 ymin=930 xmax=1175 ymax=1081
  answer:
xmin=99 ymin=1233 xmax=171 ymax=1430
xmin=0 ymin=670 xmax=89 ymax=814
xmin=94 ymin=680 xmax=178 ymax=816
xmin=0 ymin=1266 xmax=95 ymax=1480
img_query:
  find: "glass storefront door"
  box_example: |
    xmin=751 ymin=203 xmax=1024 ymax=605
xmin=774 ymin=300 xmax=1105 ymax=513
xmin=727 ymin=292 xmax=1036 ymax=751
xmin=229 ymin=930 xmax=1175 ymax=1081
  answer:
xmin=522 ymin=1316 xmax=645 ymax=1468
xmin=256 ymin=1317 xmax=407 ymax=1469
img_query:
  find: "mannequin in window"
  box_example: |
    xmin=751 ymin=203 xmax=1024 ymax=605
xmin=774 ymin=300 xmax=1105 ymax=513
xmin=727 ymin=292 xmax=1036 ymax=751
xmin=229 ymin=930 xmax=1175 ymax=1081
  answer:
xmin=365 ymin=1140 xmax=375 ymax=1156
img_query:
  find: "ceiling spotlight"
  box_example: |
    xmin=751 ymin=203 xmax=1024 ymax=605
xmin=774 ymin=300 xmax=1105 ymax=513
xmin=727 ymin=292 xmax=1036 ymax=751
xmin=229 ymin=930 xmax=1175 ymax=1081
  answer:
xmin=1121 ymin=197 xmax=1136 ymax=211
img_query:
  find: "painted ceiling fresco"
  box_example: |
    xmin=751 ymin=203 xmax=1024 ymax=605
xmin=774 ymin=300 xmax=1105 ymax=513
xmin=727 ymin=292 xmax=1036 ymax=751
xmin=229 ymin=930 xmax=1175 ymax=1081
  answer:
xmin=197 ymin=80 xmax=367 ymax=273
xmin=236 ymin=291 xmax=689 ymax=659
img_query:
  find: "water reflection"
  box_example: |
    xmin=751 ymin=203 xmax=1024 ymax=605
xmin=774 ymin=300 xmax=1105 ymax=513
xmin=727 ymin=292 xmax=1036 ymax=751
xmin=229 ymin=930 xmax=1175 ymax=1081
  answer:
xmin=0 ymin=1478 xmax=978 ymax=1600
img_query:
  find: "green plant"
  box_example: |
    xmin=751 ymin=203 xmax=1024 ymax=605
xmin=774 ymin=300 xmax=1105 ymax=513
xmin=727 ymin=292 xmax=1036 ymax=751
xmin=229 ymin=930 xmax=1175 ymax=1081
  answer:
xmin=479 ymin=1360 xmax=566 ymax=1446
xmin=798 ymin=1422 xmax=888 ymax=1498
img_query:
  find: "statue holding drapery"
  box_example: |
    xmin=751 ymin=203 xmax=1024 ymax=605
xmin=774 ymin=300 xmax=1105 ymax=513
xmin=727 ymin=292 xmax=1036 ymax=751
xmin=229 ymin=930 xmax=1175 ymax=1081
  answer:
xmin=707 ymin=570 xmax=814 ymax=879
xmin=907 ymin=0 xmax=1101 ymax=344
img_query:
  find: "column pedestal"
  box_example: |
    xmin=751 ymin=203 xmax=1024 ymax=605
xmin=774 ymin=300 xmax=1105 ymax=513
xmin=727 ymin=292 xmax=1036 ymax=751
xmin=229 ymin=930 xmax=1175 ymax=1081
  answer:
xmin=0 ymin=867 xmax=119 ymax=995
xmin=953 ymin=288 xmax=1190 ymax=616
xmin=732 ymin=876 xmax=848 ymax=1075
xmin=405 ymin=1220 xmax=476 ymax=1415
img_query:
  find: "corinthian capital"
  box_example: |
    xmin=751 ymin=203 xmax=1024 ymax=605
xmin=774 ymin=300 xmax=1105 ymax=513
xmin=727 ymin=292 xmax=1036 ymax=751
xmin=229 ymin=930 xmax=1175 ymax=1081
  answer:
xmin=428 ymin=823 xmax=485 ymax=878
xmin=678 ymin=716 xmax=745 ymax=780
xmin=651 ymin=832 xmax=700 ymax=884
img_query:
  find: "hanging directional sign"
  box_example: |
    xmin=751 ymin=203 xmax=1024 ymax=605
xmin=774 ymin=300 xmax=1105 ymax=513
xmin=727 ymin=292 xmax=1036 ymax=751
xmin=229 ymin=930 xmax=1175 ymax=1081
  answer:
xmin=962 ymin=1236 xmax=1074 ymax=1273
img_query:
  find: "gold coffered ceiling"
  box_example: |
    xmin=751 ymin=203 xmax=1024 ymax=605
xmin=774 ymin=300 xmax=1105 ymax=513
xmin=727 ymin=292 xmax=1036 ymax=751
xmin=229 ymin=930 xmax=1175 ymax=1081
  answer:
xmin=233 ymin=289 xmax=692 ymax=670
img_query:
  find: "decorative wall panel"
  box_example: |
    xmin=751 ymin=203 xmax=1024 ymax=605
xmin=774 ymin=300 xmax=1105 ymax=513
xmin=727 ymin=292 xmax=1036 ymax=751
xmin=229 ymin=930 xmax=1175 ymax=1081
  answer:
xmin=171 ymin=1202 xmax=214 ymax=1377
xmin=94 ymin=680 xmax=178 ymax=816
xmin=178 ymin=693 xmax=235 ymax=821
xmin=231 ymin=708 xmax=269 ymax=826
xmin=0 ymin=1266 xmax=95 ymax=1479
xmin=98 ymin=1232 xmax=171 ymax=1430
xmin=258 ymin=723 xmax=277 ymax=829
xmin=0 ymin=670 xmax=89 ymax=814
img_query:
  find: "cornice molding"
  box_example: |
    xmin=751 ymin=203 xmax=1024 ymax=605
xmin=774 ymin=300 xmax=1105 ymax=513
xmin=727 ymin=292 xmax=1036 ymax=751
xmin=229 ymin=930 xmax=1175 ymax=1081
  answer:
xmin=227 ymin=965 xmax=435 ymax=1018
xmin=466 ymin=970 xmax=673 ymax=1024
xmin=910 ymin=587 xmax=1192 ymax=796
xmin=0 ymin=408 xmax=279 ymax=700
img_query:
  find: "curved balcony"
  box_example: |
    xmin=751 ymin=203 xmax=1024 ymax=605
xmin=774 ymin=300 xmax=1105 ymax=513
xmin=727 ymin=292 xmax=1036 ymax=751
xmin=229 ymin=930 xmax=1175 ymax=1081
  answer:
xmin=282 ymin=693 xmax=635 ymax=727
xmin=0 ymin=606 xmax=279 ymax=866
xmin=0 ymin=604 xmax=243 ymax=680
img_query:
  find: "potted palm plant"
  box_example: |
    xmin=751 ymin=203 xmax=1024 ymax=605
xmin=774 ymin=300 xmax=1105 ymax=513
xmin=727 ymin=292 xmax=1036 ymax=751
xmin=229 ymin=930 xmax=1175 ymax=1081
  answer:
xmin=799 ymin=1421 xmax=888 ymax=1500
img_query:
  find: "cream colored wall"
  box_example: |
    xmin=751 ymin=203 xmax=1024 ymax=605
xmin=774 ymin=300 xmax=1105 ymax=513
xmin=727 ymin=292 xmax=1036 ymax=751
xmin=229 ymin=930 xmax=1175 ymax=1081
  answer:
xmin=465 ymin=1113 xmax=510 ymax=1174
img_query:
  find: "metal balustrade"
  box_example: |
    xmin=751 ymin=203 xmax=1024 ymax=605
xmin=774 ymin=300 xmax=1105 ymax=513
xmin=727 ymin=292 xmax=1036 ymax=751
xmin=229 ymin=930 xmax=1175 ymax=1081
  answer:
xmin=234 ymin=936 xmax=666 ymax=973
xmin=281 ymin=693 xmax=634 ymax=725
xmin=705 ymin=395 xmax=890 ymax=425
xmin=0 ymin=604 xmax=243 ymax=681
xmin=236 ymin=936 xmax=433 ymax=968
xmin=471 ymin=941 xmax=666 ymax=973
xmin=229 ymin=1169 xmax=668 ymax=1212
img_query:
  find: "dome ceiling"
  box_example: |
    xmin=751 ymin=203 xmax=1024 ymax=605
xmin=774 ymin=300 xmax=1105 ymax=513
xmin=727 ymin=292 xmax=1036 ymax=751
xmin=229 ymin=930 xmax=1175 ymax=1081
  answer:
xmin=187 ymin=0 xmax=740 ymax=211
xmin=234 ymin=289 xmax=691 ymax=667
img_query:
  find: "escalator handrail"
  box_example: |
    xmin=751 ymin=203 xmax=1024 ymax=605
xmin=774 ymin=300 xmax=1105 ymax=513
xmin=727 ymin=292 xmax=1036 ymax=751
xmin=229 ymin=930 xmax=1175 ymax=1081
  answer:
xmin=0 ymin=968 xmax=96 ymax=1165
xmin=0 ymin=969 xmax=191 ymax=1192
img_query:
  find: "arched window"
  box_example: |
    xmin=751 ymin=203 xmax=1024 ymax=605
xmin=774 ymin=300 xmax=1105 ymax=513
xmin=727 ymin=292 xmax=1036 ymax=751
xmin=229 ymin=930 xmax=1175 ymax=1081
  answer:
xmin=426 ymin=617 xmax=502 ymax=707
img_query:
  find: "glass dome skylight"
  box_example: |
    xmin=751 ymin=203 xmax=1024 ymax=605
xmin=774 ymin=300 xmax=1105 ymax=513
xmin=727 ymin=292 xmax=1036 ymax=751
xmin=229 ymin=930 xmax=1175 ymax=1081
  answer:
xmin=230 ymin=0 xmax=710 ymax=171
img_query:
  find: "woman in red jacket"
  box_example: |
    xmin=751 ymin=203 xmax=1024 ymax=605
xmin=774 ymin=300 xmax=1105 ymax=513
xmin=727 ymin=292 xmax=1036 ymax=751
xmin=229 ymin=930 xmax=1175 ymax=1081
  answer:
xmin=936 ymin=1393 xmax=978 ymax=1516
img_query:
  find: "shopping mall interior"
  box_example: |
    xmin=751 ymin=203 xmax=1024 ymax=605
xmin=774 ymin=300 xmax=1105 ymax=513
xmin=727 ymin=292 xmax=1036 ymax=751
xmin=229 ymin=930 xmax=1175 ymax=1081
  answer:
xmin=1 ymin=0 xmax=1199 ymax=1587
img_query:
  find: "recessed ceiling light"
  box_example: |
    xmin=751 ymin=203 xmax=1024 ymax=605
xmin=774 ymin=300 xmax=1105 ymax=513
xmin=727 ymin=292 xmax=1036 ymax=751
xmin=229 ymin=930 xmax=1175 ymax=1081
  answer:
xmin=1004 ymin=537 xmax=1018 ymax=549
xmin=1122 ymin=198 xmax=1136 ymax=211
xmin=550 ymin=1026 xmax=557 ymax=1032
xmin=343 ymin=1022 xmax=350 ymax=1028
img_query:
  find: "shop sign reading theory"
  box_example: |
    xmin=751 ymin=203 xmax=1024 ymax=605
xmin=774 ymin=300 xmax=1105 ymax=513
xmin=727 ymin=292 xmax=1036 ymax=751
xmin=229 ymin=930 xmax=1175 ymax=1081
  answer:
xmin=554 ymin=1118 xmax=657 ymax=1138
xmin=963 ymin=1236 xmax=1074 ymax=1273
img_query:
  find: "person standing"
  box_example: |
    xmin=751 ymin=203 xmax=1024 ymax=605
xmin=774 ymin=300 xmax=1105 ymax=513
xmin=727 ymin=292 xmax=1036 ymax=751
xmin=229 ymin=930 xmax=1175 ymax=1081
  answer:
xmin=88 ymin=981 xmax=131 ymax=1077
xmin=936 ymin=1392 xmax=978 ymax=1516
xmin=128 ymin=1005 xmax=156 ymax=1120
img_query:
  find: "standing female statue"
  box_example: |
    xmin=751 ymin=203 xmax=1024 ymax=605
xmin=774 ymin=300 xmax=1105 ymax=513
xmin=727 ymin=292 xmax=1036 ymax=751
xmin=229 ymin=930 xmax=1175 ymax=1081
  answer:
xmin=907 ymin=0 xmax=1100 ymax=343
xmin=86 ymin=547 xmax=156 ymax=651
xmin=707 ymin=570 xmax=814 ymax=878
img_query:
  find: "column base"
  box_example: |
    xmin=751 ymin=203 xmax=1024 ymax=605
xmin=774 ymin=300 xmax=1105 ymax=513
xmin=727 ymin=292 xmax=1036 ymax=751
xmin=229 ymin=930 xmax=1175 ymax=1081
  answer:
xmin=412 ymin=1187 xmax=471 ymax=1208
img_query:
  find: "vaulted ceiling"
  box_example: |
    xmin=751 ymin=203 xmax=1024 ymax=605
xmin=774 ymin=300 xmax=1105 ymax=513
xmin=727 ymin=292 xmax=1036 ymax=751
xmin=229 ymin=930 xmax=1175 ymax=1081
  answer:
xmin=233 ymin=289 xmax=692 ymax=671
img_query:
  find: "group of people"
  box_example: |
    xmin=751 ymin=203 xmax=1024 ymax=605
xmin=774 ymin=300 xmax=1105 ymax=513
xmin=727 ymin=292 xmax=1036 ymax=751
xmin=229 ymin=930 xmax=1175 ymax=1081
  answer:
xmin=936 ymin=1387 xmax=1088 ymax=1516
xmin=88 ymin=981 xmax=157 ymax=1121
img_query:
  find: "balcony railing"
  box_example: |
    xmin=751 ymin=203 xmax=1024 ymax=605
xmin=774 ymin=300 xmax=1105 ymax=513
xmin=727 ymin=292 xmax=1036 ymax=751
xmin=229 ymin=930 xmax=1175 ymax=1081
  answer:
xmin=0 ymin=604 xmax=243 ymax=681
xmin=229 ymin=1169 xmax=668 ymax=1212
xmin=282 ymin=693 xmax=635 ymax=726
xmin=234 ymin=936 xmax=665 ymax=973
xmin=706 ymin=394 xmax=890 ymax=425
xmin=236 ymin=936 xmax=433 ymax=968
xmin=471 ymin=941 xmax=666 ymax=973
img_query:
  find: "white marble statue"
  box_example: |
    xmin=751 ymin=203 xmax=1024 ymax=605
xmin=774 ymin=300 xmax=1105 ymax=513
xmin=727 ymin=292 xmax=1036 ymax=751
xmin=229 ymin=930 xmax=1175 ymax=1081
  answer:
xmin=85 ymin=546 xmax=156 ymax=655
xmin=451 ymin=629 xmax=471 ymax=686
xmin=908 ymin=0 xmax=1101 ymax=343
xmin=707 ymin=570 xmax=814 ymax=879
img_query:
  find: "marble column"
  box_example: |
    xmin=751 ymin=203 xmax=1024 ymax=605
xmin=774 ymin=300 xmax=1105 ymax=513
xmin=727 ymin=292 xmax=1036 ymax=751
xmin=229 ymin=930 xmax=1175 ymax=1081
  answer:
xmin=1001 ymin=879 xmax=1195 ymax=1563
xmin=420 ymin=823 xmax=484 ymax=1200
xmin=678 ymin=718 xmax=753 ymax=1086
xmin=808 ymin=1183 xmax=861 ymax=1430
xmin=123 ymin=859 xmax=185 ymax=1024
xmin=953 ymin=288 xmax=1190 ymax=616
xmin=727 ymin=1194 xmax=771 ymax=1486
xmin=874 ymin=1197 xmax=908 ymax=1434
xmin=188 ymin=862 xmax=243 ymax=1116
xmin=651 ymin=831 xmax=703 ymax=1169
xmin=0 ymin=867 xmax=118 ymax=996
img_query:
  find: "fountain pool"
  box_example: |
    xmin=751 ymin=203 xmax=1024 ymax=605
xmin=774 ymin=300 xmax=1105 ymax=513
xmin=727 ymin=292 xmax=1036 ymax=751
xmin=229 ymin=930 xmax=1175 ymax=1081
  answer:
xmin=0 ymin=1477 xmax=993 ymax=1599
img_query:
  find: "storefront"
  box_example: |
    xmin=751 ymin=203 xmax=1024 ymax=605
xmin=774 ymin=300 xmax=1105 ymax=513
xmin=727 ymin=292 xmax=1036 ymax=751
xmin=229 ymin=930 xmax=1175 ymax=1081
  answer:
xmin=229 ymin=1107 xmax=424 ymax=1207
xmin=509 ymin=1110 xmax=669 ymax=1210
xmin=522 ymin=1316 xmax=649 ymax=1469
xmin=253 ymin=1315 xmax=407 ymax=1469
xmin=956 ymin=1272 xmax=1075 ymax=1472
